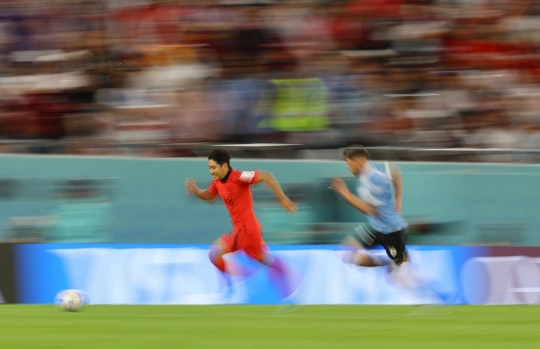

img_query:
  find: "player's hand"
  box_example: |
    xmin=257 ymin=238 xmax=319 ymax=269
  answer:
xmin=279 ymin=196 xmax=298 ymax=214
xmin=185 ymin=178 xmax=199 ymax=194
xmin=395 ymin=200 xmax=402 ymax=213
xmin=330 ymin=178 xmax=349 ymax=195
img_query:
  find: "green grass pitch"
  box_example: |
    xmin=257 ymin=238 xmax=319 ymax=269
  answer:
xmin=0 ymin=305 xmax=539 ymax=349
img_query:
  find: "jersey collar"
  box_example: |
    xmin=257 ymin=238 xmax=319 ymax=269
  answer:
xmin=221 ymin=167 xmax=233 ymax=183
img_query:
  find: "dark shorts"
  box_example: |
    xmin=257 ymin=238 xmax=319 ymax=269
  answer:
xmin=352 ymin=224 xmax=407 ymax=265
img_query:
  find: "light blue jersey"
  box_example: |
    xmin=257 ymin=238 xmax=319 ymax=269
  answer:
xmin=356 ymin=163 xmax=408 ymax=234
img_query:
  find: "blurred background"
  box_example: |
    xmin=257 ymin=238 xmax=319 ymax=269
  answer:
xmin=0 ymin=0 xmax=539 ymax=246
xmin=0 ymin=0 xmax=539 ymax=308
xmin=0 ymin=0 xmax=538 ymax=161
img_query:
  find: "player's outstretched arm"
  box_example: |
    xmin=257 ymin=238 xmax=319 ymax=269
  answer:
xmin=330 ymin=178 xmax=377 ymax=216
xmin=256 ymin=171 xmax=298 ymax=213
xmin=185 ymin=178 xmax=215 ymax=201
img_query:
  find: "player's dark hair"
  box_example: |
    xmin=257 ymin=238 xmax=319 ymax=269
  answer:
xmin=208 ymin=149 xmax=231 ymax=166
xmin=343 ymin=145 xmax=371 ymax=160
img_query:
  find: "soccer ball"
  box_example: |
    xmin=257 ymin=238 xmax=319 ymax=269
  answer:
xmin=55 ymin=289 xmax=88 ymax=312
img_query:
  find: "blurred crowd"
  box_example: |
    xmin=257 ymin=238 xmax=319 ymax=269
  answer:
xmin=0 ymin=0 xmax=540 ymax=157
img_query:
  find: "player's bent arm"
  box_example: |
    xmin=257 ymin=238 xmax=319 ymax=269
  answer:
xmin=340 ymin=190 xmax=378 ymax=216
xmin=193 ymin=189 xmax=216 ymax=201
xmin=256 ymin=171 xmax=298 ymax=213
xmin=186 ymin=178 xmax=216 ymax=201
xmin=255 ymin=171 xmax=287 ymax=200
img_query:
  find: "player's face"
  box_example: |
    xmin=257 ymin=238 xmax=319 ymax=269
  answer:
xmin=208 ymin=159 xmax=229 ymax=181
xmin=345 ymin=157 xmax=364 ymax=176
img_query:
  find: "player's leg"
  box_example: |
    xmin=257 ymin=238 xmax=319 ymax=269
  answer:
xmin=381 ymin=237 xmax=451 ymax=305
xmin=378 ymin=230 xmax=408 ymax=266
xmin=208 ymin=235 xmax=232 ymax=273
xmin=209 ymin=233 xmax=255 ymax=299
xmin=241 ymin=231 xmax=296 ymax=300
xmin=209 ymin=232 xmax=256 ymax=276
xmin=208 ymin=235 xmax=234 ymax=297
xmin=261 ymin=249 xmax=296 ymax=301
xmin=242 ymin=237 xmax=284 ymax=273
xmin=339 ymin=224 xmax=394 ymax=268
xmin=255 ymin=248 xmax=287 ymax=280
xmin=378 ymin=230 xmax=424 ymax=290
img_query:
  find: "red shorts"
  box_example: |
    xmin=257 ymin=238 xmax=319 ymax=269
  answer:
xmin=220 ymin=221 xmax=268 ymax=261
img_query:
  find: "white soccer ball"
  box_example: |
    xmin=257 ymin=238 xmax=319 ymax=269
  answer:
xmin=55 ymin=289 xmax=88 ymax=312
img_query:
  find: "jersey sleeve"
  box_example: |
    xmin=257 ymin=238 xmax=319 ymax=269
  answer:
xmin=236 ymin=170 xmax=259 ymax=185
xmin=207 ymin=180 xmax=219 ymax=197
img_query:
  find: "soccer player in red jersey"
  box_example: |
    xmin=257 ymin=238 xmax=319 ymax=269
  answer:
xmin=185 ymin=149 xmax=298 ymax=300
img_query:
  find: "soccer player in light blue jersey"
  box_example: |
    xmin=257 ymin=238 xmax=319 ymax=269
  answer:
xmin=331 ymin=145 xmax=409 ymax=268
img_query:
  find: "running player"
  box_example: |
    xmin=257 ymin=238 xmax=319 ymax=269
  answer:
xmin=185 ymin=148 xmax=298 ymax=300
xmin=330 ymin=145 xmax=408 ymax=269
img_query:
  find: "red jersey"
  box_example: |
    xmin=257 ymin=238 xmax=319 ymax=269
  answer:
xmin=207 ymin=169 xmax=260 ymax=228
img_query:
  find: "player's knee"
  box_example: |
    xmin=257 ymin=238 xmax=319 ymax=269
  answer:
xmin=392 ymin=251 xmax=408 ymax=265
xmin=385 ymin=243 xmax=407 ymax=265
xmin=342 ymin=250 xmax=372 ymax=266
xmin=208 ymin=244 xmax=225 ymax=260
xmin=253 ymin=251 xmax=270 ymax=265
